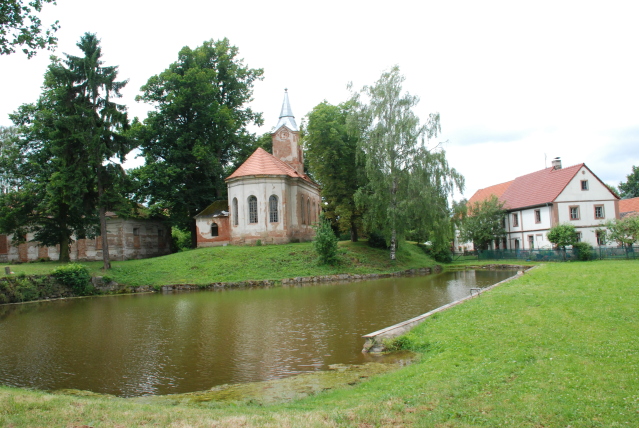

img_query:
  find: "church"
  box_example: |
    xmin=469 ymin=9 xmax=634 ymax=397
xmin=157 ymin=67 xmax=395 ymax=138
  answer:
xmin=195 ymin=90 xmax=321 ymax=246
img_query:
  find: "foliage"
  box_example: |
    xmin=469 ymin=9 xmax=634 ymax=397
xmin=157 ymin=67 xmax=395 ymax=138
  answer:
xmin=618 ymin=165 xmax=639 ymax=199
xmin=0 ymin=126 xmax=22 ymax=194
xmin=572 ymin=242 xmax=594 ymax=261
xmin=546 ymin=223 xmax=578 ymax=249
xmin=458 ymin=195 xmax=506 ymax=250
xmin=0 ymin=0 xmax=59 ymax=58
xmin=305 ymin=100 xmax=364 ymax=241
xmin=598 ymin=215 xmax=639 ymax=247
xmin=352 ymin=66 xmax=464 ymax=260
xmin=171 ymin=227 xmax=191 ymax=252
xmin=0 ymin=33 xmax=130 ymax=264
xmin=133 ymin=38 xmax=263 ymax=248
xmin=313 ymin=214 xmax=339 ymax=265
xmin=51 ymin=263 xmax=93 ymax=295
xmin=366 ymin=231 xmax=388 ymax=249
xmin=419 ymin=242 xmax=453 ymax=263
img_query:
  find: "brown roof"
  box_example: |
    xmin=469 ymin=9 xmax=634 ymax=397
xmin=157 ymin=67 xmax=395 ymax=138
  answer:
xmin=226 ymin=147 xmax=315 ymax=184
xmin=467 ymin=163 xmax=617 ymax=211
xmin=619 ymin=197 xmax=639 ymax=216
xmin=467 ymin=181 xmax=513 ymax=206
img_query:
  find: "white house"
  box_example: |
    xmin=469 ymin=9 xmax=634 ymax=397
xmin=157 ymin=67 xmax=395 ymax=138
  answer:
xmin=195 ymin=90 xmax=321 ymax=246
xmin=464 ymin=158 xmax=619 ymax=250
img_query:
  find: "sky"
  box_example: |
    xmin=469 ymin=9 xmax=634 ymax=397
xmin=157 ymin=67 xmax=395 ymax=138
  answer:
xmin=1 ymin=0 xmax=638 ymax=200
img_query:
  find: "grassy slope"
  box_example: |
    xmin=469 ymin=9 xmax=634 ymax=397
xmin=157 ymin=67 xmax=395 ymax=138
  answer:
xmin=1 ymin=260 xmax=638 ymax=427
xmin=1 ymin=241 xmax=436 ymax=287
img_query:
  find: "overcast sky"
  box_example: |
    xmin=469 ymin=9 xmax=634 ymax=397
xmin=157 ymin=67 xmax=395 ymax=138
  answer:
xmin=1 ymin=0 xmax=638 ymax=200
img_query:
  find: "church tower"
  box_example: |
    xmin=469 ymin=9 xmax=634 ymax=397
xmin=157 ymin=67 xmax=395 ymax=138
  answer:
xmin=272 ymin=89 xmax=304 ymax=175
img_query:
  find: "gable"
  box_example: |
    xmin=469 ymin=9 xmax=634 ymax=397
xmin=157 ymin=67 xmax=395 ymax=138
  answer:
xmin=554 ymin=165 xmax=618 ymax=202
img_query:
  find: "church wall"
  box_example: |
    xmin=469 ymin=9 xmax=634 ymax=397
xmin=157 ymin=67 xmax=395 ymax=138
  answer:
xmin=195 ymin=215 xmax=231 ymax=247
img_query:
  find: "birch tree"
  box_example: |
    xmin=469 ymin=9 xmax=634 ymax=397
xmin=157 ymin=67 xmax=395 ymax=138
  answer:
xmin=353 ymin=66 xmax=464 ymax=260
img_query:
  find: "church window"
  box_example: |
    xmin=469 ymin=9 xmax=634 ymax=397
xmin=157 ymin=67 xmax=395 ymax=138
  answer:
xmin=269 ymin=195 xmax=279 ymax=223
xmin=312 ymin=201 xmax=316 ymax=223
xmin=211 ymin=223 xmax=219 ymax=237
xmin=248 ymin=196 xmax=258 ymax=224
xmin=307 ymin=200 xmax=311 ymax=224
xmin=301 ymin=196 xmax=305 ymax=225
xmin=232 ymin=198 xmax=238 ymax=226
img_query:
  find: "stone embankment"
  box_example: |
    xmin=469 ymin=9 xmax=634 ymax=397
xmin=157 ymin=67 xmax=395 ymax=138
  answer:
xmin=157 ymin=266 xmax=441 ymax=292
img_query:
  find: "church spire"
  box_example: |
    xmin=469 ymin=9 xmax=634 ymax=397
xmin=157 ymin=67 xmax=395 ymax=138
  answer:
xmin=274 ymin=88 xmax=298 ymax=132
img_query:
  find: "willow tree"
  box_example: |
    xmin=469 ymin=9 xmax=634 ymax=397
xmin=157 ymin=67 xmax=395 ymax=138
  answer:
xmin=353 ymin=66 xmax=464 ymax=260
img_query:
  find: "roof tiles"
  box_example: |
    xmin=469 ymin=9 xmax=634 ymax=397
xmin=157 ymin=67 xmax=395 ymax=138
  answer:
xmin=619 ymin=197 xmax=639 ymax=216
xmin=226 ymin=147 xmax=313 ymax=183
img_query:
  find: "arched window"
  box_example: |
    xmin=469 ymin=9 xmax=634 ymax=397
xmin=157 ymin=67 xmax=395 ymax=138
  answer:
xmin=307 ymin=200 xmax=311 ymax=224
xmin=312 ymin=201 xmax=316 ymax=223
xmin=300 ymin=196 xmax=305 ymax=225
xmin=269 ymin=195 xmax=279 ymax=223
xmin=248 ymin=196 xmax=258 ymax=224
xmin=232 ymin=198 xmax=238 ymax=226
xmin=211 ymin=223 xmax=219 ymax=237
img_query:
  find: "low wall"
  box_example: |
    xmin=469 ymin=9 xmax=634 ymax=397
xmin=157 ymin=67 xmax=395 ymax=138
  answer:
xmin=361 ymin=265 xmax=535 ymax=353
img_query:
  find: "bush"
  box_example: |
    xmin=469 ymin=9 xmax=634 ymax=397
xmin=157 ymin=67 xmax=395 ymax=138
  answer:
xmin=313 ymin=214 xmax=339 ymax=265
xmin=367 ymin=231 xmax=388 ymax=249
xmin=573 ymin=242 xmax=595 ymax=261
xmin=171 ymin=227 xmax=191 ymax=252
xmin=51 ymin=263 xmax=93 ymax=296
xmin=418 ymin=242 xmax=452 ymax=263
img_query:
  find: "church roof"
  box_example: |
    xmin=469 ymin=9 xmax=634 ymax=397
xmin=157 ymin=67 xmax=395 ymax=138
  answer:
xmin=226 ymin=147 xmax=314 ymax=183
xmin=272 ymin=89 xmax=298 ymax=132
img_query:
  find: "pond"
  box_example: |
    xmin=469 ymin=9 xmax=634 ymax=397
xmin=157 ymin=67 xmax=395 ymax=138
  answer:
xmin=0 ymin=269 xmax=516 ymax=397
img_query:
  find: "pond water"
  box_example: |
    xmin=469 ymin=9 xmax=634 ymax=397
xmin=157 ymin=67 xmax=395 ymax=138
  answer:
xmin=0 ymin=269 xmax=516 ymax=397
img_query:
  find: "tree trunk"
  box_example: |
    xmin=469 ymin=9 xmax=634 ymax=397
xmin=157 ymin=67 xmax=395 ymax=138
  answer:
xmin=97 ymin=167 xmax=111 ymax=270
xmin=189 ymin=218 xmax=198 ymax=249
xmin=390 ymin=228 xmax=397 ymax=260
xmin=59 ymin=233 xmax=70 ymax=263
xmin=350 ymin=217 xmax=358 ymax=242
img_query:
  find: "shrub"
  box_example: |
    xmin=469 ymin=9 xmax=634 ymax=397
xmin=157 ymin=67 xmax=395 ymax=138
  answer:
xmin=573 ymin=242 xmax=595 ymax=261
xmin=367 ymin=231 xmax=388 ymax=249
xmin=313 ymin=214 xmax=339 ymax=265
xmin=51 ymin=263 xmax=93 ymax=296
xmin=171 ymin=227 xmax=191 ymax=252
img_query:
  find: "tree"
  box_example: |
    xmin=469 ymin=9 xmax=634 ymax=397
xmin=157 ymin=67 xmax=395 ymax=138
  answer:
xmin=0 ymin=33 xmax=130 ymax=265
xmin=1 ymin=0 xmax=59 ymax=58
xmin=618 ymin=166 xmax=639 ymax=199
xmin=458 ymin=195 xmax=506 ymax=250
xmin=133 ymin=38 xmax=263 ymax=247
xmin=313 ymin=213 xmax=339 ymax=265
xmin=0 ymin=126 xmax=22 ymax=194
xmin=598 ymin=216 xmax=639 ymax=248
xmin=352 ymin=66 xmax=464 ymax=260
xmin=305 ymin=100 xmax=364 ymax=241
xmin=547 ymin=223 xmax=578 ymax=260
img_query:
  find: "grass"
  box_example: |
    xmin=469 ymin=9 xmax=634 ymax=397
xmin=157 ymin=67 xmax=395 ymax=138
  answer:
xmin=1 ymin=241 xmax=436 ymax=287
xmin=1 ymin=259 xmax=638 ymax=426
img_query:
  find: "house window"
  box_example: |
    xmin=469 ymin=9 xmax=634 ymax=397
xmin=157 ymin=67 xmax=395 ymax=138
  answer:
xmin=596 ymin=231 xmax=606 ymax=246
xmin=581 ymin=180 xmax=589 ymax=190
xmin=232 ymin=198 xmax=238 ymax=226
xmin=512 ymin=213 xmax=519 ymax=227
xmin=269 ymin=195 xmax=278 ymax=223
xmin=570 ymin=206 xmax=580 ymax=220
xmin=133 ymin=228 xmax=139 ymax=236
xmin=211 ymin=223 xmax=219 ymax=237
xmin=594 ymin=205 xmax=605 ymax=219
xmin=534 ymin=209 xmax=541 ymax=223
xmin=248 ymin=196 xmax=258 ymax=224
xmin=528 ymin=235 xmax=534 ymax=249
xmin=575 ymin=232 xmax=582 ymax=242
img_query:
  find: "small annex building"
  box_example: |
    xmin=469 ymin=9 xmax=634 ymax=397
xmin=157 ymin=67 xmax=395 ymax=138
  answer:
xmin=195 ymin=90 xmax=321 ymax=247
xmin=0 ymin=212 xmax=170 ymax=263
xmin=457 ymin=157 xmax=620 ymax=251
xmin=619 ymin=197 xmax=639 ymax=218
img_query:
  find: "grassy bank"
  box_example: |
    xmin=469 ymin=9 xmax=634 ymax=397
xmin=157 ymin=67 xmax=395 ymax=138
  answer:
xmin=1 ymin=260 xmax=637 ymax=427
xmin=1 ymin=241 xmax=436 ymax=287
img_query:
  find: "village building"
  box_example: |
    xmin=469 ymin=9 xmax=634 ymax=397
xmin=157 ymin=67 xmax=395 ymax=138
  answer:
xmin=0 ymin=213 xmax=170 ymax=263
xmin=195 ymin=90 xmax=321 ymax=247
xmin=458 ymin=158 xmax=620 ymax=251
xmin=619 ymin=196 xmax=639 ymax=218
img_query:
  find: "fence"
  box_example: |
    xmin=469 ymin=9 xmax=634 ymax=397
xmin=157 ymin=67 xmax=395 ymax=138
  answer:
xmin=458 ymin=246 xmax=639 ymax=262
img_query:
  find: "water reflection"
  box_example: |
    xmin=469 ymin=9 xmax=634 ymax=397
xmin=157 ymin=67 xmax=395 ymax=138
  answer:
xmin=0 ymin=270 xmax=515 ymax=397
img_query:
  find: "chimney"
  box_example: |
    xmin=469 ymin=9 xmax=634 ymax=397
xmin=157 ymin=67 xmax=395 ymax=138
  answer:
xmin=551 ymin=157 xmax=562 ymax=170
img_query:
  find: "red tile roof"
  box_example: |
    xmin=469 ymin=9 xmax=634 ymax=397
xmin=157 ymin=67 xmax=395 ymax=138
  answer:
xmin=619 ymin=197 xmax=639 ymax=215
xmin=226 ymin=147 xmax=314 ymax=184
xmin=467 ymin=163 xmax=617 ymax=211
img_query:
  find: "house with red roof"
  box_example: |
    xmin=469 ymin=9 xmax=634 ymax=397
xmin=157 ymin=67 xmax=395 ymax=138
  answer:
xmin=461 ymin=157 xmax=620 ymax=250
xmin=194 ymin=90 xmax=321 ymax=246
xmin=619 ymin=197 xmax=639 ymax=218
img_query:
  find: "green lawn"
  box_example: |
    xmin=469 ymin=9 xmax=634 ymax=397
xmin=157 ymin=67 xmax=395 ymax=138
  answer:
xmin=1 ymin=260 xmax=638 ymax=427
xmin=2 ymin=241 xmax=436 ymax=287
